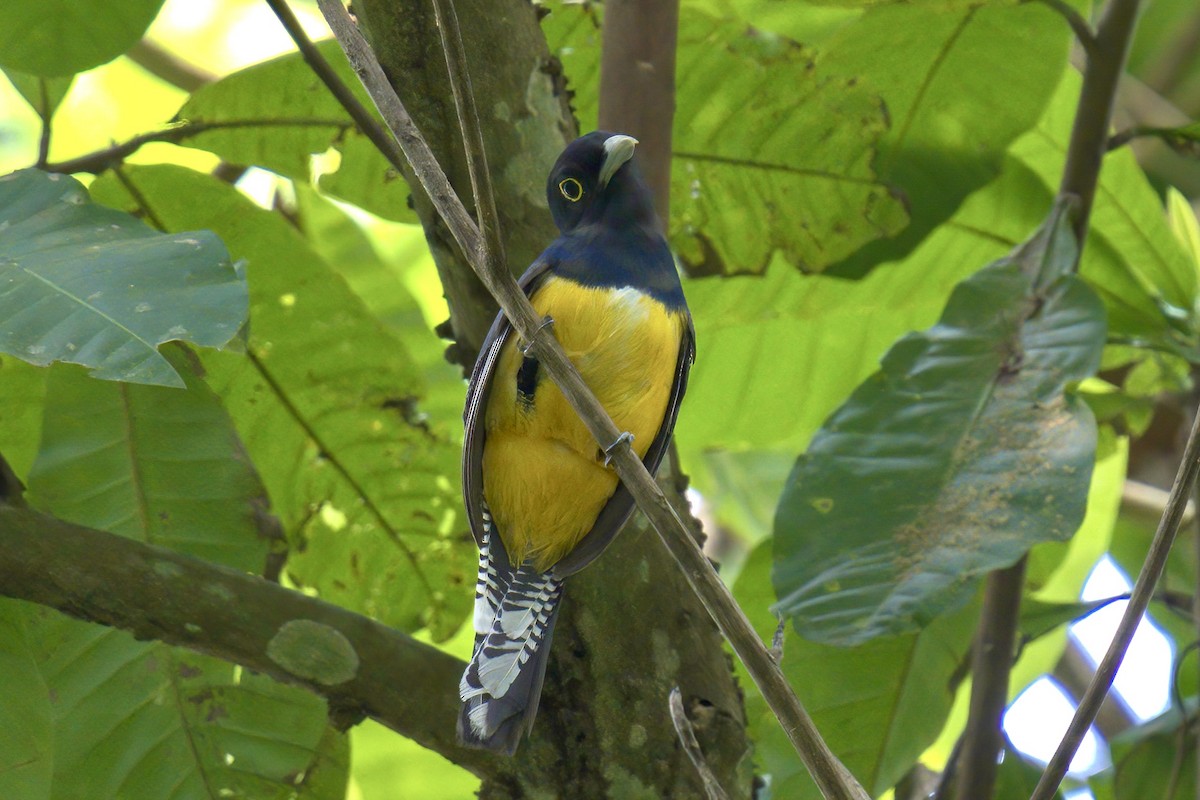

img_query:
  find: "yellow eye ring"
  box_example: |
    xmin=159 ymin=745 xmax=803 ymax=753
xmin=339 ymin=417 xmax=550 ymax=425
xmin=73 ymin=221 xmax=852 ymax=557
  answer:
xmin=559 ymin=178 xmax=584 ymax=202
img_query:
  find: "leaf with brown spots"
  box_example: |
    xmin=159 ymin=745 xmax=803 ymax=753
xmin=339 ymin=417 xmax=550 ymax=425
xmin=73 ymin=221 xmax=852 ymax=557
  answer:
xmin=772 ymin=199 xmax=1105 ymax=644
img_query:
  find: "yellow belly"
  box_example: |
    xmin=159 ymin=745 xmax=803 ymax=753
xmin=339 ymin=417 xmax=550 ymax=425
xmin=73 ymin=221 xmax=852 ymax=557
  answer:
xmin=483 ymin=276 xmax=686 ymax=571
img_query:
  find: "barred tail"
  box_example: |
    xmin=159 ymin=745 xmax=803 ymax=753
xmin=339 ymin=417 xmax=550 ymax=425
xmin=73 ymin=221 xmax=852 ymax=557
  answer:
xmin=458 ymin=516 xmax=563 ymax=754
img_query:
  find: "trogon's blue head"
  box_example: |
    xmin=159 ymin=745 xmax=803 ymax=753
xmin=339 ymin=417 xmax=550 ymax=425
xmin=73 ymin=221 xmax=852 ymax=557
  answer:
xmin=546 ymin=131 xmax=658 ymax=235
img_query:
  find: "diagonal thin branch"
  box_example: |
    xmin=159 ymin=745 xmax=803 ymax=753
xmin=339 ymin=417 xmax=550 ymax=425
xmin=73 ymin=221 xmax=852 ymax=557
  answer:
xmin=263 ymin=0 xmax=412 ymax=180
xmin=1030 ymin=398 xmax=1200 ymax=799
xmin=313 ymin=1 xmax=868 ymax=798
xmin=669 ymin=687 xmax=731 ymax=800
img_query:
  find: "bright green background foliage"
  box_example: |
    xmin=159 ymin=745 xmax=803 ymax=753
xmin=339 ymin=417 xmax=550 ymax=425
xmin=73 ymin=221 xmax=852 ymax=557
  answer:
xmin=0 ymin=0 xmax=1199 ymax=797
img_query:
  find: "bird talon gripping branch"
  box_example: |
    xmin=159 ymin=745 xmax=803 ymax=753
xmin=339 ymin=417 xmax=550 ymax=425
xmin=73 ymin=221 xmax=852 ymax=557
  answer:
xmin=458 ymin=132 xmax=696 ymax=754
xmin=603 ymin=431 xmax=635 ymax=466
xmin=518 ymin=315 xmax=555 ymax=355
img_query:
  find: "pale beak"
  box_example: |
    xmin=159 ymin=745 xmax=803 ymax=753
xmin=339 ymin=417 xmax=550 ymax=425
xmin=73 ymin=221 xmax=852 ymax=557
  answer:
xmin=598 ymin=134 xmax=638 ymax=187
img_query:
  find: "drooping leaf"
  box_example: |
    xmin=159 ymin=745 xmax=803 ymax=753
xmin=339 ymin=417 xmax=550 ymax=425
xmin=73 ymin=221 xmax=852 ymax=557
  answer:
xmin=90 ymin=165 xmax=470 ymax=639
xmin=175 ymin=40 xmax=415 ymax=223
xmin=773 ymin=200 xmax=1105 ymax=645
xmin=2 ymin=71 xmax=74 ymax=120
xmin=0 ymin=0 xmax=165 ymax=77
xmin=0 ymin=601 xmax=52 ymax=800
xmin=544 ymin=6 xmax=907 ymax=274
xmin=733 ymin=543 xmax=977 ymax=798
xmin=0 ymin=169 xmax=246 ymax=388
xmin=28 ymin=356 xmax=274 ymax=571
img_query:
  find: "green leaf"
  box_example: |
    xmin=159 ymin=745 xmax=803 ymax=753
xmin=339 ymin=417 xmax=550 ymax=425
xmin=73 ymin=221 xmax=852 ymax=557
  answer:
xmin=0 ymin=356 xmax=48 ymax=482
xmin=821 ymin=0 xmax=1070 ymax=275
xmin=0 ymin=169 xmax=246 ymax=388
xmin=0 ymin=0 xmax=165 ymax=77
xmin=1110 ymin=702 xmax=1196 ymax=800
xmin=994 ymin=745 xmax=1066 ymax=800
xmin=26 ymin=609 xmax=348 ymax=800
xmin=2 ymin=70 xmax=74 ymax=120
xmin=0 ymin=601 xmax=52 ymax=800
xmin=733 ymin=543 xmax=977 ymax=798
xmin=90 ymin=165 xmax=470 ymax=639
xmin=28 ymin=356 xmax=273 ymax=571
xmin=176 ymin=41 xmax=415 ymax=223
xmin=1166 ymin=187 xmax=1200 ymax=284
xmin=545 ymin=7 xmax=907 ymax=274
xmin=1008 ymin=71 xmax=1198 ymax=348
xmin=350 ymin=720 xmax=479 ymax=799
xmin=773 ymin=200 xmax=1105 ymax=644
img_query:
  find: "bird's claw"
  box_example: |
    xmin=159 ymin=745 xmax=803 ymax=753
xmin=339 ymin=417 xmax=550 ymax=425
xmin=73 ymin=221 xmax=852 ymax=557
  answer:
xmin=519 ymin=315 xmax=555 ymax=355
xmin=603 ymin=431 xmax=635 ymax=466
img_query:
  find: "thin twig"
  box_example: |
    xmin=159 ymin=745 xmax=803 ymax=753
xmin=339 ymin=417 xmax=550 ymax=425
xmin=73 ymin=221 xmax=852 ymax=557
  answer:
xmin=1030 ymin=397 xmax=1200 ymax=799
xmin=313 ymin=2 xmax=867 ymax=798
xmin=41 ymin=118 xmax=349 ymax=175
xmin=1026 ymin=0 xmax=1098 ymax=54
xmin=669 ymin=687 xmax=731 ymax=800
xmin=427 ymin=0 xmax=505 ymax=275
xmin=953 ymin=557 xmax=1027 ymax=800
xmin=35 ymin=79 xmax=51 ymax=168
xmin=263 ymin=0 xmax=413 ymax=180
xmin=1057 ymin=0 xmax=1144 ymax=243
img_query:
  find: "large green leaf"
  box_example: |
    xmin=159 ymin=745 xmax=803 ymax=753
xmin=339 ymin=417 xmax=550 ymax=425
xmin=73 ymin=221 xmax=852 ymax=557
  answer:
xmin=0 ymin=169 xmax=246 ymax=388
xmin=0 ymin=356 xmax=48 ymax=482
xmin=28 ymin=357 xmax=272 ymax=571
xmin=0 ymin=0 xmax=164 ymax=77
xmin=821 ymin=0 xmax=1069 ymax=275
xmin=0 ymin=601 xmax=52 ymax=800
xmin=544 ymin=6 xmax=906 ymax=274
xmin=90 ymin=165 xmax=470 ymax=639
xmin=23 ymin=354 xmax=346 ymax=798
xmin=175 ymin=41 xmax=414 ymax=223
xmin=773 ymin=201 xmax=1104 ymax=644
xmin=733 ymin=543 xmax=977 ymax=798
xmin=27 ymin=609 xmax=348 ymax=800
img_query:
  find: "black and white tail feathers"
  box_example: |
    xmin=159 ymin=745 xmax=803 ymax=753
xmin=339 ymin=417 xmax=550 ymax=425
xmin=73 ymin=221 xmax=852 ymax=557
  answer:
xmin=458 ymin=509 xmax=563 ymax=754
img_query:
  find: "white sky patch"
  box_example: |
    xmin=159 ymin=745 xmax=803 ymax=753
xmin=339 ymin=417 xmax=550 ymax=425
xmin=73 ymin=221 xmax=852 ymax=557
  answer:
xmin=222 ymin=3 xmax=330 ymax=69
xmin=1004 ymin=678 xmax=1103 ymax=775
xmin=1074 ymin=556 xmax=1172 ymax=720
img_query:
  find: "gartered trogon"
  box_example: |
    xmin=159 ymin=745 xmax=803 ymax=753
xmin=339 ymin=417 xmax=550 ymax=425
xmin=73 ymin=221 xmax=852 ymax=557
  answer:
xmin=457 ymin=131 xmax=695 ymax=754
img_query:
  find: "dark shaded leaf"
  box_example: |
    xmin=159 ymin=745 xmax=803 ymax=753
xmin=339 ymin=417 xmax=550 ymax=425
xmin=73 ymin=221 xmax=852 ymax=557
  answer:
xmin=0 ymin=169 xmax=246 ymax=387
xmin=773 ymin=200 xmax=1104 ymax=644
xmin=1110 ymin=702 xmax=1196 ymax=800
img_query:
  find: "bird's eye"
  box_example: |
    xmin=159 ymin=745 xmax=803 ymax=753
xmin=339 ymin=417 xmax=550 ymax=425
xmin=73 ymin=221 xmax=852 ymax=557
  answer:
xmin=558 ymin=178 xmax=584 ymax=202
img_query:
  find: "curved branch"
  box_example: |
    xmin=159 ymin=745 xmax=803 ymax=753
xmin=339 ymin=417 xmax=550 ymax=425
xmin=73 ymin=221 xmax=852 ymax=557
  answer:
xmin=0 ymin=505 xmax=502 ymax=779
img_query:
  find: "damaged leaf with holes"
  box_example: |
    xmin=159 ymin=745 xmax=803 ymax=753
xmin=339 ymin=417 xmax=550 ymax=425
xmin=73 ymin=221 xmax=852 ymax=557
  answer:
xmin=773 ymin=199 xmax=1106 ymax=645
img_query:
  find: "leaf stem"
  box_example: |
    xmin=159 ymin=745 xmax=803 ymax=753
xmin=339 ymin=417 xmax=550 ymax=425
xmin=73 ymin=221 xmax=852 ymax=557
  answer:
xmin=1030 ymin=396 xmax=1200 ymax=799
xmin=314 ymin=1 xmax=867 ymax=796
xmin=952 ymin=557 xmax=1027 ymax=800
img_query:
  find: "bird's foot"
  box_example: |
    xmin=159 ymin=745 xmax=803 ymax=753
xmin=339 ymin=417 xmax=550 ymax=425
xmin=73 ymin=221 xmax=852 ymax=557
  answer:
xmin=519 ymin=315 xmax=555 ymax=355
xmin=603 ymin=431 xmax=635 ymax=466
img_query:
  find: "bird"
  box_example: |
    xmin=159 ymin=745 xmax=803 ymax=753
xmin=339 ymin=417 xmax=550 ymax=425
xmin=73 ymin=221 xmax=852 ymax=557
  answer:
xmin=457 ymin=131 xmax=695 ymax=754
